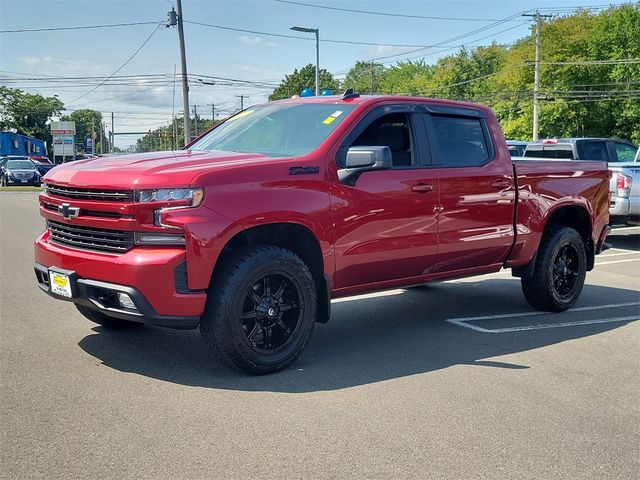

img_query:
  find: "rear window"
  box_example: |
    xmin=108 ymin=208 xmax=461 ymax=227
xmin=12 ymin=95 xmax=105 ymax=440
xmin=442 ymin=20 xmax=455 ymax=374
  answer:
xmin=524 ymin=146 xmax=574 ymax=159
xmin=431 ymin=116 xmax=491 ymax=167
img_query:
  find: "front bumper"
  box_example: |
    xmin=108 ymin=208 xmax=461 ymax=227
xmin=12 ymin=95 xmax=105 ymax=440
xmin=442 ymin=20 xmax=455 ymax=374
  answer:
xmin=34 ymin=263 xmax=200 ymax=329
xmin=34 ymin=231 xmax=207 ymax=328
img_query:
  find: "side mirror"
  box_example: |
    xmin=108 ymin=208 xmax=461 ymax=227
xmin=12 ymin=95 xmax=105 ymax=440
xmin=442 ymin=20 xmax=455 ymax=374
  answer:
xmin=338 ymin=146 xmax=392 ymax=185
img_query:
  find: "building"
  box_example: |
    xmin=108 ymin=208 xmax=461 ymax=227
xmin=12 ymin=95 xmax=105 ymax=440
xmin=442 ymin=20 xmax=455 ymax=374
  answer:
xmin=0 ymin=131 xmax=47 ymax=157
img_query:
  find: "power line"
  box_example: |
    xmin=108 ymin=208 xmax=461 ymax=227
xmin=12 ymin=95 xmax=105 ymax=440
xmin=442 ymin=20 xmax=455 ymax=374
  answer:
xmin=538 ymin=58 xmax=640 ymax=65
xmin=185 ymin=20 xmax=482 ymax=49
xmin=0 ymin=21 xmax=160 ymax=33
xmin=273 ymin=0 xmax=528 ymax=22
xmin=64 ymin=23 xmax=163 ymax=105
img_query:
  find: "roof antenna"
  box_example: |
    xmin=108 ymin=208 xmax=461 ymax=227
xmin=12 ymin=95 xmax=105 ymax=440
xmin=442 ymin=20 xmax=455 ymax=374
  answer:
xmin=342 ymin=88 xmax=360 ymax=100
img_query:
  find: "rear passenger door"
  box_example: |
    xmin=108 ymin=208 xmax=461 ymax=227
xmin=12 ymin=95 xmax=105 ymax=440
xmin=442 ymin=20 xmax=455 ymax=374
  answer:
xmin=423 ymin=108 xmax=515 ymax=273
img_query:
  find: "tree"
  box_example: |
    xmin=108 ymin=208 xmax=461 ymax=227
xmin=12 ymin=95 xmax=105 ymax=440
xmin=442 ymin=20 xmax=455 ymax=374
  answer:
xmin=0 ymin=86 xmax=64 ymax=148
xmin=343 ymin=61 xmax=387 ymax=94
xmin=377 ymin=60 xmax=434 ymax=95
xmin=269 ymin=64 xmax=341 ymax=100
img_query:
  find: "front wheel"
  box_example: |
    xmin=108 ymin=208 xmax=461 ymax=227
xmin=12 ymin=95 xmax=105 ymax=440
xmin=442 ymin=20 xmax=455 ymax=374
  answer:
xmin=200 ymin=246 xmax=318 ymax=374
xmin=521 ymin=226 xmax=587 ymax=312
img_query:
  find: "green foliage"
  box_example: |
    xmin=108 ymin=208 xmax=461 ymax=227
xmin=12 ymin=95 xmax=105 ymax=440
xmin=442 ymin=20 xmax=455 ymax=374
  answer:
xmin=342 ymin=61 xmax=386 ymax=94
xmin=269 ymin=64 xmax=341 ymax=100
xmin=0 ymin=86 xmax=64 ymax=149
xmin=135 ymin=116 xmax=221 ymax=153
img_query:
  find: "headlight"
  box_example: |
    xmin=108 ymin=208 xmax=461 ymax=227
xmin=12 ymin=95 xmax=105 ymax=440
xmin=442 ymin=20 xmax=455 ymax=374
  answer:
xmin=135 ymin=188 xmax=204 ymax=206
xmin=135 ymin=188 xmax=204 ymax=229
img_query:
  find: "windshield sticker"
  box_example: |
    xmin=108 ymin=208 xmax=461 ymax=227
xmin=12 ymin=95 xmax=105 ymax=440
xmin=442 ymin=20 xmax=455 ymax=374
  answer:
xmin=322 ymin=111 xmax=343 ymax=125
xmin=228 ymin=109 xmax=254 ymax=121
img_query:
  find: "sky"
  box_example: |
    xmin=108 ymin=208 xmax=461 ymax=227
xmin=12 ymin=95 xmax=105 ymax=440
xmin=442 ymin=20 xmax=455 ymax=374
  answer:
xmin=0 ymin=0 xmax=631 ymax=148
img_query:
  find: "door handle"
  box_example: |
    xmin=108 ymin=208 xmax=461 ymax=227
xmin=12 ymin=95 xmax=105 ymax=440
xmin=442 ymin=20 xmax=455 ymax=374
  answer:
xmin=491 ymin=179 xmax=511 ymax=189
xmin=411 ymin=183 xmax=434 ymax=193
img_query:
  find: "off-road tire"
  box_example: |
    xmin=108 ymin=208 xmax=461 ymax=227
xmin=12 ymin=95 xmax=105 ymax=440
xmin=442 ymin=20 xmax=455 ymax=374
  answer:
xmin=75 ymin=304 xmax=143 ymax=328
xmin=200 ymin=246 xmax=318 ymax=374
xmin=521 ymin=226 xmax=587 ymax=312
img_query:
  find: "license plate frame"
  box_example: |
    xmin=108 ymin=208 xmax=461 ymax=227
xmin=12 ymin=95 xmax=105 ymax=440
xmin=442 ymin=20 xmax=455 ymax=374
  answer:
xmin=48 ymin=267 xmax=78 ymax=298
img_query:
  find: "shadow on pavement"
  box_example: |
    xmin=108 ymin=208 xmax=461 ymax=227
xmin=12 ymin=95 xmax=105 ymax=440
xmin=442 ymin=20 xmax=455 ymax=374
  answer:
xmin=78 ymin=279 xmax=639 ymax=392
xmin=607 ymin=230 xmax=639 ymax=251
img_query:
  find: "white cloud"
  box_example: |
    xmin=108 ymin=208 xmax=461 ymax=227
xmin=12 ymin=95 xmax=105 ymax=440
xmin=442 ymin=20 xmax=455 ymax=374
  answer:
xmin=238 ymin=35 xmax=262 ymax=45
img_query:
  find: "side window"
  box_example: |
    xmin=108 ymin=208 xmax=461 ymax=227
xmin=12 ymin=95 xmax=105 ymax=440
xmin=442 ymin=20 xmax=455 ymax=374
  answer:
xmin=613 ymin=142 xmax=637 ymax=163
xmin=351 ymin=113 xmax=415 ymax=168
xmin=580 ymin=141 xmax=609 ymax=161
xmin=430 ymin=115 xmax=490 ymax=167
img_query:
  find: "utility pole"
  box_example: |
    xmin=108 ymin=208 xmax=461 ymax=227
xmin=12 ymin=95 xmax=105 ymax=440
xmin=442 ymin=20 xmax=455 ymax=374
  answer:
xmin=170 ymin=0 xmax=191 ymax=145
xmin=192 ymin=105 xmax=198 ymax=136
xmin=523 ymin=10 xmax=552 ymax=140
xmin=111 ymin=112 xmax=115 ymax=153
xmin=207 ymin=103 xmax=215 ymax=122
xmin=370 ymin=60 xmax=375 ymax=94
xmin=235 ymin=94 xmax=248 ymax=111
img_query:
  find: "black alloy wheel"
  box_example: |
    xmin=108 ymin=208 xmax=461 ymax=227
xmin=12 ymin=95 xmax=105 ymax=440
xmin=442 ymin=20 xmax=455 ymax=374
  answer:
xmin=200 ymin=245 xmax=318 ymax=374
xmin=521 ymin=226 xmax=587 ymax=312
xmin=241 ymin=272 xmax=303 ymax=353
xmin=551 ymin=244 xmax=580 ymax=299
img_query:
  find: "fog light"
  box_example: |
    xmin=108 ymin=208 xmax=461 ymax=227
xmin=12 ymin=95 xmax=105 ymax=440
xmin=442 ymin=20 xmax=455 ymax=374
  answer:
xmin=116 ymin=292 xmax=136 ymax=310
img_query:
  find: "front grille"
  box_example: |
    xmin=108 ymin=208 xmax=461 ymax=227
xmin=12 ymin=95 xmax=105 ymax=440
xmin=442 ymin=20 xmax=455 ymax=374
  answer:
xmin=47 ymin=220 xmax=134 ymax=253
xmin=46 ymin=183 xmax=134 ymax=202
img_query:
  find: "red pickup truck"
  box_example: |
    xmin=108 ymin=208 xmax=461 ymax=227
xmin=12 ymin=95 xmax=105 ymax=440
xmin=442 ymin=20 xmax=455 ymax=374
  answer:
xmin=34 ymin=94 xmax=611 ymax=373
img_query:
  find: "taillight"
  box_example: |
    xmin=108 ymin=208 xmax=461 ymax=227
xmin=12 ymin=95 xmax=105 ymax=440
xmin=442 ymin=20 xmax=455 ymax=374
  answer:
xmin=615 ymin=173 xmax=632 ymax=198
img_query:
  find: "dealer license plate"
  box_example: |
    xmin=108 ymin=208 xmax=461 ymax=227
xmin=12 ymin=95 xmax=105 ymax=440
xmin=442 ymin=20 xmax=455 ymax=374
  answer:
xmin=49 ymin=270 xmax=73 ymax=298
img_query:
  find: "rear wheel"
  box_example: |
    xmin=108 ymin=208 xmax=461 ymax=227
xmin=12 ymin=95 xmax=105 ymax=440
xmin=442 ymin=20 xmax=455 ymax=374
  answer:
xmin=75 ymin=304 xmax=142 ymax=328
xmin=521 ymin=226 xmax=587 ymax=311
xmin=200 ymin=246 xmax=317 ymax=374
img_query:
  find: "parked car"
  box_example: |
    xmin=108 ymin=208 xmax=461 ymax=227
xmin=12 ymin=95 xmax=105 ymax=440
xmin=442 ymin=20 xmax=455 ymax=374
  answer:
xmin=635 ymin=146 xmax=640 ymax=162
xmin=506 ymin=140 xmax=528 ymax=157
xmin=34 ymin=94 xmax=611 ymax=374
xmin=523 ymin=137 xmax=637 ymax=162
xmin=0 ymin=156 xmax=41 ymax=186
xmin=523 ymin=138 xmax=639 ymax=225
xmin=30 ymin=156 xmax=56 ymax=176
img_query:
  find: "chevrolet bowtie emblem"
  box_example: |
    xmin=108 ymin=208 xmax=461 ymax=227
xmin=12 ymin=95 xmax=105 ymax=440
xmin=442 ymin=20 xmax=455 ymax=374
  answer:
xmin=58 ymin=203 xmax=80 ymax=219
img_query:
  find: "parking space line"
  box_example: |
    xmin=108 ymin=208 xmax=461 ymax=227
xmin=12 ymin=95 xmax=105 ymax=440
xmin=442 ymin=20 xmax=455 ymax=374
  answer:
xmin=448 ymin=315 xmax=639 ymax=333
xmin=447 ymin=301 xmax=640 ymax=333
xmin=598 ymin=251 xmax=639 ymax=258
xmin=596 ymin=258 xmax=640 ymax=266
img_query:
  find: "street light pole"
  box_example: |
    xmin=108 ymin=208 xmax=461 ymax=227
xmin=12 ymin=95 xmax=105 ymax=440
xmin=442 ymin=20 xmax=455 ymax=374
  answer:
xmin=290 ymin=26 xmax=320 ymax=96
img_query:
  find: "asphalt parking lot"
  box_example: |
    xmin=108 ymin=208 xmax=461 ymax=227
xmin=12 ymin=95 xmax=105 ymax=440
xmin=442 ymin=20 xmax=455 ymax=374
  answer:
xmin=1 ymin=191 xmax=639 ymax=480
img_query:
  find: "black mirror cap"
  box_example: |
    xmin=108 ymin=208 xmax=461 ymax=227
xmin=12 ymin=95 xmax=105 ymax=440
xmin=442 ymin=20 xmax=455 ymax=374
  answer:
xmin=338 ymin=146 xmax=392 ymax=185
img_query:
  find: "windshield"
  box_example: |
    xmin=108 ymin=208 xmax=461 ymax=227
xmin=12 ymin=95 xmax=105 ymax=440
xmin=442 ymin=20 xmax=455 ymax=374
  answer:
xmin=189 ymin=103 xmax=356 ymax=157
xmin=7 ymin=160 xmax=35 ymax=169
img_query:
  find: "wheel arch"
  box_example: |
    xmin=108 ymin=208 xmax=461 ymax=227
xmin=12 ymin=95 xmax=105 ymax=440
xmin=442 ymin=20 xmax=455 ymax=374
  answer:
xmin=512 ymin=203 xmax=594 ymax=278
xmin=544 ymin=204 xmax=594 ymax=270
xmin=210 ymin=221 xmax=331 ymax=323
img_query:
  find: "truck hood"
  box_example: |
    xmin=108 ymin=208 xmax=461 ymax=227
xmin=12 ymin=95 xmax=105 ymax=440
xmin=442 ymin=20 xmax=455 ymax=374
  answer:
xmin=44 ymin=150 xmax=277 ymax=188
